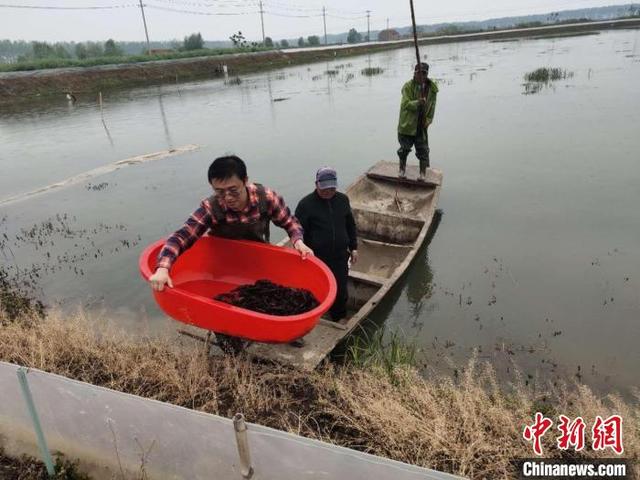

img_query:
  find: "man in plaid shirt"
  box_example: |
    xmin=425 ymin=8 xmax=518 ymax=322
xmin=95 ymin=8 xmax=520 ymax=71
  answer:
xmin=149 ymin=155 xmax=313 ymax=291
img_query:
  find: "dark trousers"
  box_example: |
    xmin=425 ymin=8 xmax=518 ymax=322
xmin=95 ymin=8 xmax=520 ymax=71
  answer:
xmin=397 ymin=132 xmax=430 ymax=174
xmin=319 ymin=253 xmax=349 ymax=321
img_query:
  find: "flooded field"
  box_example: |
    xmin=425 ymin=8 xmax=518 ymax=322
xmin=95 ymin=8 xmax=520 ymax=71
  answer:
xmin=1 ymin=29 xmax=639 ymax=396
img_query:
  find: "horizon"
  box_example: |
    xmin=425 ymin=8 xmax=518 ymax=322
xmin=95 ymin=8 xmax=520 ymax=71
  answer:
xmin=0 ymin=0 xmax=636 ymax=43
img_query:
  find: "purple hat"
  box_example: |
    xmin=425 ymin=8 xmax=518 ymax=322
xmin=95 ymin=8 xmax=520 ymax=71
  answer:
xmin=316 ymin=167 xmax=338 ymax=190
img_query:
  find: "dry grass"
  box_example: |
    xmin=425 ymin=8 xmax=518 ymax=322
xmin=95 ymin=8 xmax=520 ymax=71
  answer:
xmin=0 ymin=446 xmax=90 ymax=479
xmin=0 ymin=310 xmax=638 ymax=479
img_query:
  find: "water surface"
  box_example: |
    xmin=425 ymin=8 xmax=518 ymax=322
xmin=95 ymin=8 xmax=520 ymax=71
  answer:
xmin=1 ymin=28 xmax=639 ymax=395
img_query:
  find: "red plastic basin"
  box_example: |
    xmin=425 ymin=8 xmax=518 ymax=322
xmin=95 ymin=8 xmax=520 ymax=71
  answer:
xmin=139 ymin=237 xmax=337 ymax=343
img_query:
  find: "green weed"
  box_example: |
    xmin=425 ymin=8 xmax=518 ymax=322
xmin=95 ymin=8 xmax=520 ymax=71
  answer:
xmin=361 ymin=67 xmax=384 ymax=76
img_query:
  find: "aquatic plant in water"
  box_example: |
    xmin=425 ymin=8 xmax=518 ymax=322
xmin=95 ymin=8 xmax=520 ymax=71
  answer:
xmin=361 ymin=67 xmax=384 ymax=76
xmin=524 ymin=67 xmax=573 ymax=82
xmin=347 ymin=326 xmax=417 ymax=380
xmin=522 ymin=67 xmax=574 ymax=94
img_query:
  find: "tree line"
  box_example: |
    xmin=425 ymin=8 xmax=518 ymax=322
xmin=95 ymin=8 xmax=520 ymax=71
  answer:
xmin=0 ymin=34 xmax=221 ymax=63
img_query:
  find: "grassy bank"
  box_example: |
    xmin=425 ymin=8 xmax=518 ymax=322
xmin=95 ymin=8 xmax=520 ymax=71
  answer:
xmin=0 ymin=305 xmax=637 ymax=479
xmin=0 ymin=46 xmax=270 ymax=74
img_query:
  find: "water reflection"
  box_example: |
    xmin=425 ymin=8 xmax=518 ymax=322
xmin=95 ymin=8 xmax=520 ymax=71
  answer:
xmin=98 ymin=94 xmax=115 ymax=147
xmin=157 ymin=87 xmax=173 ymax=149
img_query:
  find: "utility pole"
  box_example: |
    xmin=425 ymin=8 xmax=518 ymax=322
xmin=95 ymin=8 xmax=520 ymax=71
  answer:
xmin=138 ymin=0 xmax=150 ymax=53
xmin=366 ymin=10 xmax=371 ymax=42
xmin=322 ymin=6 xmax=328 ymax=45
xmin=259 ymin=0 xmax=266 ymax=44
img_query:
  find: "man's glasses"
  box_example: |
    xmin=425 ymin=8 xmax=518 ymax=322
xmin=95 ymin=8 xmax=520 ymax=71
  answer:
xmin=214 ymin=186 xmax=242 ymax=198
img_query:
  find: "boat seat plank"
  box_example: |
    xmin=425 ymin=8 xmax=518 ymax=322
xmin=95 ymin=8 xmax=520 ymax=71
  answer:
xmin=348 ymin=270 xmax=386 ymax=286
xmin=351 ymin=207 xmax=424 ymax=245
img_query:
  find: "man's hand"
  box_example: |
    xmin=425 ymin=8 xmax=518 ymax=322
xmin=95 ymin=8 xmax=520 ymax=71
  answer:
xmin=149 ymin=267 xmax=173 ymax=291
xmin=350 ymin=250 xmax=359 ymax=265
xmin=293 ymin=239 xmax=314 ymax=260
xmin=418 ymin=97 xmax=427 ymax=106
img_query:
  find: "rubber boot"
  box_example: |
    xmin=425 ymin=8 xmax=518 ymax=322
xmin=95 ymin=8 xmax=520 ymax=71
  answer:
xmin=398 ymin=154 xmax=407 ymax=178
xmin=418 ymin=157 xmax=429 ymax=182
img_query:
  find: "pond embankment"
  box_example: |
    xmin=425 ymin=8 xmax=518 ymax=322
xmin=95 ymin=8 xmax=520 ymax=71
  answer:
xmin=1 ymin=18 xmax=638 ymax=107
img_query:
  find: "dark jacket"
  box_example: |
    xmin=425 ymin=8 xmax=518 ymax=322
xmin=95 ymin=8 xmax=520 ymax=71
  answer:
xmin=295 ymin=191 xmax=357 ymax=260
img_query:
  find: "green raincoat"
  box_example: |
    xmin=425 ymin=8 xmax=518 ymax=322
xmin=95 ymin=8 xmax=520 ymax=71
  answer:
xmin=397 ymin=79 xmax=439 ymax=137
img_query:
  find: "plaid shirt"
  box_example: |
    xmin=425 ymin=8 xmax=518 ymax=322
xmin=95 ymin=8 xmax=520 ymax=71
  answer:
xmin=156 ymin=183 xmax=303 ymax=270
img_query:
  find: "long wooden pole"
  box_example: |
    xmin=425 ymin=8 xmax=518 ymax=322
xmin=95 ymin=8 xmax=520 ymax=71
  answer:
xmin=409 ymin=0 xmax=427 ymax=137
xmin=139 ymin=0 xmax=151 ymax=53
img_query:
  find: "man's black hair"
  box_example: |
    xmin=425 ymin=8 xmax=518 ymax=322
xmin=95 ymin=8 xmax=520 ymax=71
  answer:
xmin=207 ymin=155 xmax=248 ymax=183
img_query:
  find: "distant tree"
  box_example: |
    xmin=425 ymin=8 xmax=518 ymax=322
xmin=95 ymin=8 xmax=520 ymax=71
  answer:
xmin=104 ymin=39 xmax=123 ymax=56
xmin=85 ymin=42 xmax=104 ymax=58
xmin=297 ymin=36 xmax=305 ymax=47
xmin=0 ymin=39 xmax=31 ymax=59
xmin=31 ymin=41 xmax=56 ymax=59
xmin=280 ymin=39 xmax=289 ymax=48
xmin=29 ymin=41 xmax=71 ymax=59
xmin=347 ymin=28 xmax=362 ymax=44
xmin=378 ymin=29 xmax=400 ymax=41
xmin=230 ymin=31 xmax=247 ymax=48
xmin=515 ymin=21 xmax=543 ymax=28
xmin=53 ymin=43 xmax=70 ymax=58
xmin=183 ymin=32 xmax=204 ymax=51
xmin=435 ymin=24 xmax=463 ymax=35
xmin=75 ymin=43 xmax=88 ymax=59
xmin=307 ymin=35 xmax=320 ymax=46
xmin=264 ymin=36 xmax=274 ymax=47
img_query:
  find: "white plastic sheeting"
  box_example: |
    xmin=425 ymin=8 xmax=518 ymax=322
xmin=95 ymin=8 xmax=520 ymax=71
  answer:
xmin=0 ymin=361 xmax=463 ymax=479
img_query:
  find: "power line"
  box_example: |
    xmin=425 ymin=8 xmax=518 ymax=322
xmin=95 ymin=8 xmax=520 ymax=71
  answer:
xmin=145 ymin=3 xmax=257 ymax=15
xmin=152 ymin=0 xmax=260 ymax=8
xmin=262 ymin=0 xmax=322 ymax=13
xmin=0 ymin=3 xmax=137 ymax=10
xmin=264 ymin=10 xmax=321 ymax=18
xmin=326 ymin=12 xmax=367 ymax=20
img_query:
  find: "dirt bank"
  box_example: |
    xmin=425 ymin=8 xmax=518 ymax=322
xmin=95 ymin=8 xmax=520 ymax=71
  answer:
xmin=1 ymin=18 xmax=638 ymax=107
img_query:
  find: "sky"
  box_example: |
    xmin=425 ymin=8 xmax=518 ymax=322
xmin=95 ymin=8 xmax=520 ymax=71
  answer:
xmin=0 ymin=0 xmax=633 ymax=42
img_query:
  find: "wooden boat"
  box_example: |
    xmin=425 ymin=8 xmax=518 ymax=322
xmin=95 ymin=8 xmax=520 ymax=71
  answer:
xmin=246 ymin=160 xmax=443 ymax=370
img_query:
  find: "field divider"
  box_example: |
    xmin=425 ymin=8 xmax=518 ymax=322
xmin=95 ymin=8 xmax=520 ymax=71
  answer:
xmin=0 ymin=144 xmax=200 ymax=207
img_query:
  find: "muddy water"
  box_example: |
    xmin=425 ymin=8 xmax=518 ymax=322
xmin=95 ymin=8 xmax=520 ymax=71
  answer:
xmin=1 ymin=29 xmax=639 ymax=395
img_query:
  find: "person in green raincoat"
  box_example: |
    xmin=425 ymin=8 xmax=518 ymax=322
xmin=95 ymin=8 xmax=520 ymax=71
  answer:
xmin=397 ymin=62 xmax=439 ymax=181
